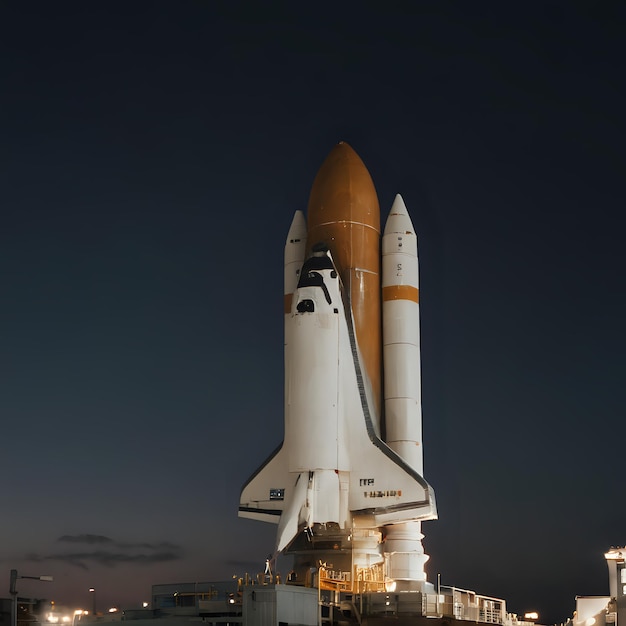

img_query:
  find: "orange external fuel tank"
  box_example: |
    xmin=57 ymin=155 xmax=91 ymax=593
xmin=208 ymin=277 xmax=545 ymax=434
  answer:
xmin=306 ymin=142 xmax=382 ymax=420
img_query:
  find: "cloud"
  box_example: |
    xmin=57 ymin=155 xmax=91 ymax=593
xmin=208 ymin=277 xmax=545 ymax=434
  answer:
xmin=25 ymin=535 xmax=184 ymax=569
xmin=57 ymin=534 xmax=113 ymax=545
xmin=113 ymin=541 xmax=181 ymax=551
xmin=56 ymin=535 xmax=180 ymax=551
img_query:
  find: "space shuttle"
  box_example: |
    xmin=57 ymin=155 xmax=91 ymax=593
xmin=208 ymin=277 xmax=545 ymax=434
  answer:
xmin=239 ymin=142 xmax=437 ymax=589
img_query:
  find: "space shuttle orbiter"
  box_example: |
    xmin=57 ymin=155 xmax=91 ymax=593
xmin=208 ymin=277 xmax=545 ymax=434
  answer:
xmin=239 ymin=142 xmax=436 ymax=590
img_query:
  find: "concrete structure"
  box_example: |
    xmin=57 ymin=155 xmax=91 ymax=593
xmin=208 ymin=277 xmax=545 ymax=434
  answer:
xmin=114 ymin=578 xmax=535 ymax=626
xmin=564 ymin=546 xmax=626 ymax=626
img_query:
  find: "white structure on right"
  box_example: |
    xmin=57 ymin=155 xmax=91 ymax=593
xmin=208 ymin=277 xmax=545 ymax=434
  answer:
xmin=382 ymin=193 xmax=429 ymax=589
xmin=569 ymin=547 xmax=626 ymax=626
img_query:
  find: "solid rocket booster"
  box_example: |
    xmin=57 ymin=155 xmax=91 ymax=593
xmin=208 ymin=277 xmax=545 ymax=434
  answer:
xmin=382 ymin=194 xmax=423 ymax=475
xmin=382 ymin=194 xmax=429 ymax=585
xmin=239 ymin=142 xmax=436 ymax=588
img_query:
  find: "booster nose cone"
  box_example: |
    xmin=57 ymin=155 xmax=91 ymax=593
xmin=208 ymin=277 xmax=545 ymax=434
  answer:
xmin=306 ymin=141 xmax=383 ymax=421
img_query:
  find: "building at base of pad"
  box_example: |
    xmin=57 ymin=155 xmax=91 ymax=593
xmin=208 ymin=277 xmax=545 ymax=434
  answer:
xmin=115 ymin=578 xmax=537 ymax=626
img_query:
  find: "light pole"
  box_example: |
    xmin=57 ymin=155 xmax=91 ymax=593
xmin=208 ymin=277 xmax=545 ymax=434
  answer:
xmin=89 ymin=588 xmax=96 ymax=617
xmin=9 ymin=569 xmax=53 ymax=626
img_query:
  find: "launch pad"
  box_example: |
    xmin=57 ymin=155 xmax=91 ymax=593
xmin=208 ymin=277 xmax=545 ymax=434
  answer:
xmin=196 ymin=578 xmax=525 ymax=626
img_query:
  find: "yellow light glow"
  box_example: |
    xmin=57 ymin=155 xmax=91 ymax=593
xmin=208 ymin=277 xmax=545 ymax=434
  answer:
xmin=524 ymin=612 xmax=539 ymax=620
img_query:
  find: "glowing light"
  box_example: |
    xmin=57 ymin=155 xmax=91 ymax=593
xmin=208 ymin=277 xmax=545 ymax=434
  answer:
xmin=586 ymin=619 xmax=596 ymax=626
xmin=142 ymin=603 xmax=149 ymax=608
xmin=108 ymin=608 xmax=118 ymax=613
xmin=524 ymin=613 xmax=539 ymax=620
xmin=385 ymin=581 xmax=397 ymax=592
xmin=62 ymin=617 xmax=70 ymax=623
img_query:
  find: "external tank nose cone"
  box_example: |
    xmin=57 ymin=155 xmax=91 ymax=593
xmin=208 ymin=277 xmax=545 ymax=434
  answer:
xmin=307 ymin=142 xmax=380 ymax=241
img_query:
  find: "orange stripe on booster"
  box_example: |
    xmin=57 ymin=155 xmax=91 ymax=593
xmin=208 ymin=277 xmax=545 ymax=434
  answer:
xmin=382 ymin=285 xmax=419 ymax=303
xmin=284 ymin=293 xmax=293 ymax=315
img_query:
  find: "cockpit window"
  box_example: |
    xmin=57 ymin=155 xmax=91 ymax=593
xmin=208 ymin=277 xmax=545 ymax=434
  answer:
xmin=296 ymin=252 xmax=336 ymax=306
xmin=297 ymin=255 xmax=334 ymax=285
xmin=298 ymin=270 xmax=331 ymax=305
xmin=299 ymin=270 xmax=324 ymax=288
xmin=297 ymin=299 xmax=315 ymax=313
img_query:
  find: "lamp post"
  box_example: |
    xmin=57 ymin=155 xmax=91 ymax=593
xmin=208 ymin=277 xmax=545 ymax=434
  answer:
xmin=9 ymin=569 xmax=53 ymax=626
xmin=88 ymin=588 xmax=96 ymax=617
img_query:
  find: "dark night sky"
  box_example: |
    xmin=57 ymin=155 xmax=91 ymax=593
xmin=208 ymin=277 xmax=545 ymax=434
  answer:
xmin=1 ymin=2 xmax=624 ymax=624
